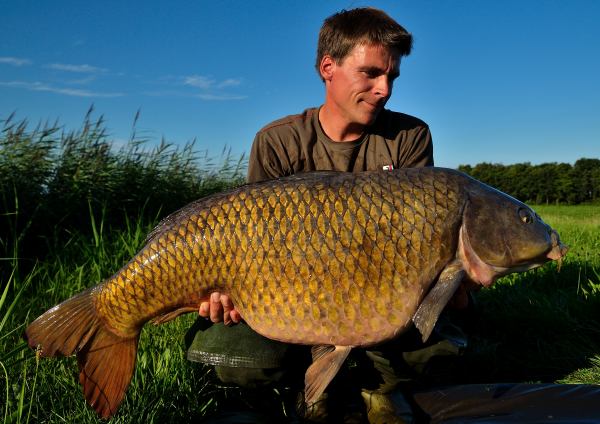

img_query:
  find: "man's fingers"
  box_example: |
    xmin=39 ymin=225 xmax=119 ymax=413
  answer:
xmin=198 ymin=301 xmax=210 ymax=317
xmin=230 ymin=310 xmax=242 ymax=324
xmin=220 ymin=294 xmax=243 ymax=324
xmin=209 ymin=292 xmax=223 ymax=322
xmin=198 ymin=291 xmax=241 ymax=324
xmin=221 ymin=294 xmax=233 ymax=312
xmin=221 ymin=294 xmax=233 ymax=325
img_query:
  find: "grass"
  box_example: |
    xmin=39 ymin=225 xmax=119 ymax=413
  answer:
xmin=0 ymin=108 xmax=246 ymax=281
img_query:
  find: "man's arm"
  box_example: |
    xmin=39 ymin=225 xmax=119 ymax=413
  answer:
xmin=247 ymin=131 xmax=290 ymax=183
xmin=398 ymin=124 xmax=434 ymax=168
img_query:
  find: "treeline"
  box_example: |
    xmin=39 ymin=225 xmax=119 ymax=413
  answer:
xmin=458 ymin=159 xmax=600 ymax=205
xmin=0 ymin=110 xmax=246 ymax=278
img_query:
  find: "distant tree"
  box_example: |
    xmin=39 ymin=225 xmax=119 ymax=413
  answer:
xmin=505 ymin=163 xmax=532 ymax=201
xmin=531 ymin=164 xmax=555 ymax=204
xmin=458 ymin=164 xmax=472 ymax=175
xmin=458 ymin=159 xmax=600 ymax=205
xmin=554 ymin=163 xmax=574 ymax=204
xmin=573 ymin=158 xmax=600 ymax=202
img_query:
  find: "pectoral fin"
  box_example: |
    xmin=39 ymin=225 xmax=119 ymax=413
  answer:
xmin=304 ymin=345 xmax=352 ymax=406
xmin=413 ymin=262 xmax=465 ymax=342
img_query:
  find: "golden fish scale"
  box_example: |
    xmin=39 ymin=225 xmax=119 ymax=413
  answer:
xmin=95 ymin=169 xmax=463 ymax=346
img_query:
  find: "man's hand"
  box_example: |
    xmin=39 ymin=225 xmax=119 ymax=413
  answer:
xmin=199 ymin=292 xmax=242 ymax=325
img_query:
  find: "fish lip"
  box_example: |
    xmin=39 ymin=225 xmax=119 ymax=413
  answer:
xmin=546 ymin=230 xmax=568 ymax=260
xmin=546 ymin=244 xmax=568 ymax=261
xmin=487 ymin=242 xmax=567 ymax=277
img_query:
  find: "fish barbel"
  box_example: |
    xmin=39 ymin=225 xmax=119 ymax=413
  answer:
xmin=24 ymin=167 xmax=568 ymax=417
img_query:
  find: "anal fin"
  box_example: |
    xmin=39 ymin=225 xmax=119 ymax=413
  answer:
xmin=304 ymin=345 xmax=352 ymax=406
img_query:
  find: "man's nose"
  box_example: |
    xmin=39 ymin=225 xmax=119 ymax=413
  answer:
xmin=374 ymin=75 xmax=392 ymax=98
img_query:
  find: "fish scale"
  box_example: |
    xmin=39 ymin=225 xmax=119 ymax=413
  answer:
xmin=125 ymin=169 xmax=454 ymax=345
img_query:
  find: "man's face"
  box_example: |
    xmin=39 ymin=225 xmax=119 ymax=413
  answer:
xmin=323 ymin=43 xmax=400 ymax=128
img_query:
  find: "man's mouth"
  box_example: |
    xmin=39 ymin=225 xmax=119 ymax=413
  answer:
xmin=362 ymin=100 xmax=383 ymax=112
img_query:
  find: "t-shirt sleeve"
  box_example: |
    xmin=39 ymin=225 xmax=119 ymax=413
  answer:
xmin=398 ymin=125 xmax=434 ymax=168
xmin=247 ymin=132 xmax=288 ymax=183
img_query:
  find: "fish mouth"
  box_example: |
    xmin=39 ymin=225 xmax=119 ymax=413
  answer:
xmin=494 ymin=231 xmax=568 ymax=275
xmin=502 ymin=230 xmax=568 ymax=271
xmin=546 ymin=230 xmax=568 ymax=261
xmin=545 ymin=229 xmax=568 ymax=271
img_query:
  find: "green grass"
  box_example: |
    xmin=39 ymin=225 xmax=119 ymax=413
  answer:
xmin=0 ymin=109 xmax=246 ymax=282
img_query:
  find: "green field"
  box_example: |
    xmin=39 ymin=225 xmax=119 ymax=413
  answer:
xmin=1 ymin=203 xmax=598 ymax=423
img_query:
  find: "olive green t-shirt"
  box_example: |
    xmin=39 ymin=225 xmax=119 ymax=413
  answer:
xmin=247 ymin=107 xmax=434 ymax=184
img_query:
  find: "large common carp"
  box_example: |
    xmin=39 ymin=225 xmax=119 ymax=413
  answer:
xmin=24 ymin=167 xmax=567 ymax=418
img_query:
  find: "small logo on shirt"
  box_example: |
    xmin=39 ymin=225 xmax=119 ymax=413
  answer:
xmin=382 ymin=164 xmax=394 ymax=171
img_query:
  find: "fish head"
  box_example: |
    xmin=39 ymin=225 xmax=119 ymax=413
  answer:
xmin=459 ymin=182 xmax=568 ymax=286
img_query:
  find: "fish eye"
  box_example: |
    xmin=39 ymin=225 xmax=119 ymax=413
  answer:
xmin=518 ymin=208 xmax=534 ymax=224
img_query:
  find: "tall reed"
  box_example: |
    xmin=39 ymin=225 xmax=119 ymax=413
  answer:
xmin=0 ymin=107 xmax=246 ymax=278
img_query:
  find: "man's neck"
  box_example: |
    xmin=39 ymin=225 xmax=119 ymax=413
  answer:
xmin=318 ymin=105 xmax=365 ymax=142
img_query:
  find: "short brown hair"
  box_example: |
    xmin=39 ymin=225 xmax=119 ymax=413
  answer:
xmin=316 ymin=7 xmax=413 ymax=78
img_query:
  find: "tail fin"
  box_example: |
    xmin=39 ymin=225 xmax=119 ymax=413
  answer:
xmin=24 ymin=287 xmax=139 ymax=418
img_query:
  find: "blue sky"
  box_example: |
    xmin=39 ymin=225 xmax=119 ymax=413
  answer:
xmin=1 ymin=0 xmax=599 ymax=169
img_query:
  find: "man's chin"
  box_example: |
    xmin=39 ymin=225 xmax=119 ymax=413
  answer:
xmin=351 ymin=108 xmax=382 ymax=128
xmin=363 ymin=112 xmax=380 ymax=126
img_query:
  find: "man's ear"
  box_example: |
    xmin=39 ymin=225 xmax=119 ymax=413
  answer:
xmin=319 ymin=55 xmax=335 ymax=82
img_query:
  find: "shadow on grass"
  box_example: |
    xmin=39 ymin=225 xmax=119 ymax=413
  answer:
xmin=431 ymin=261 xmax=600 ymax=385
